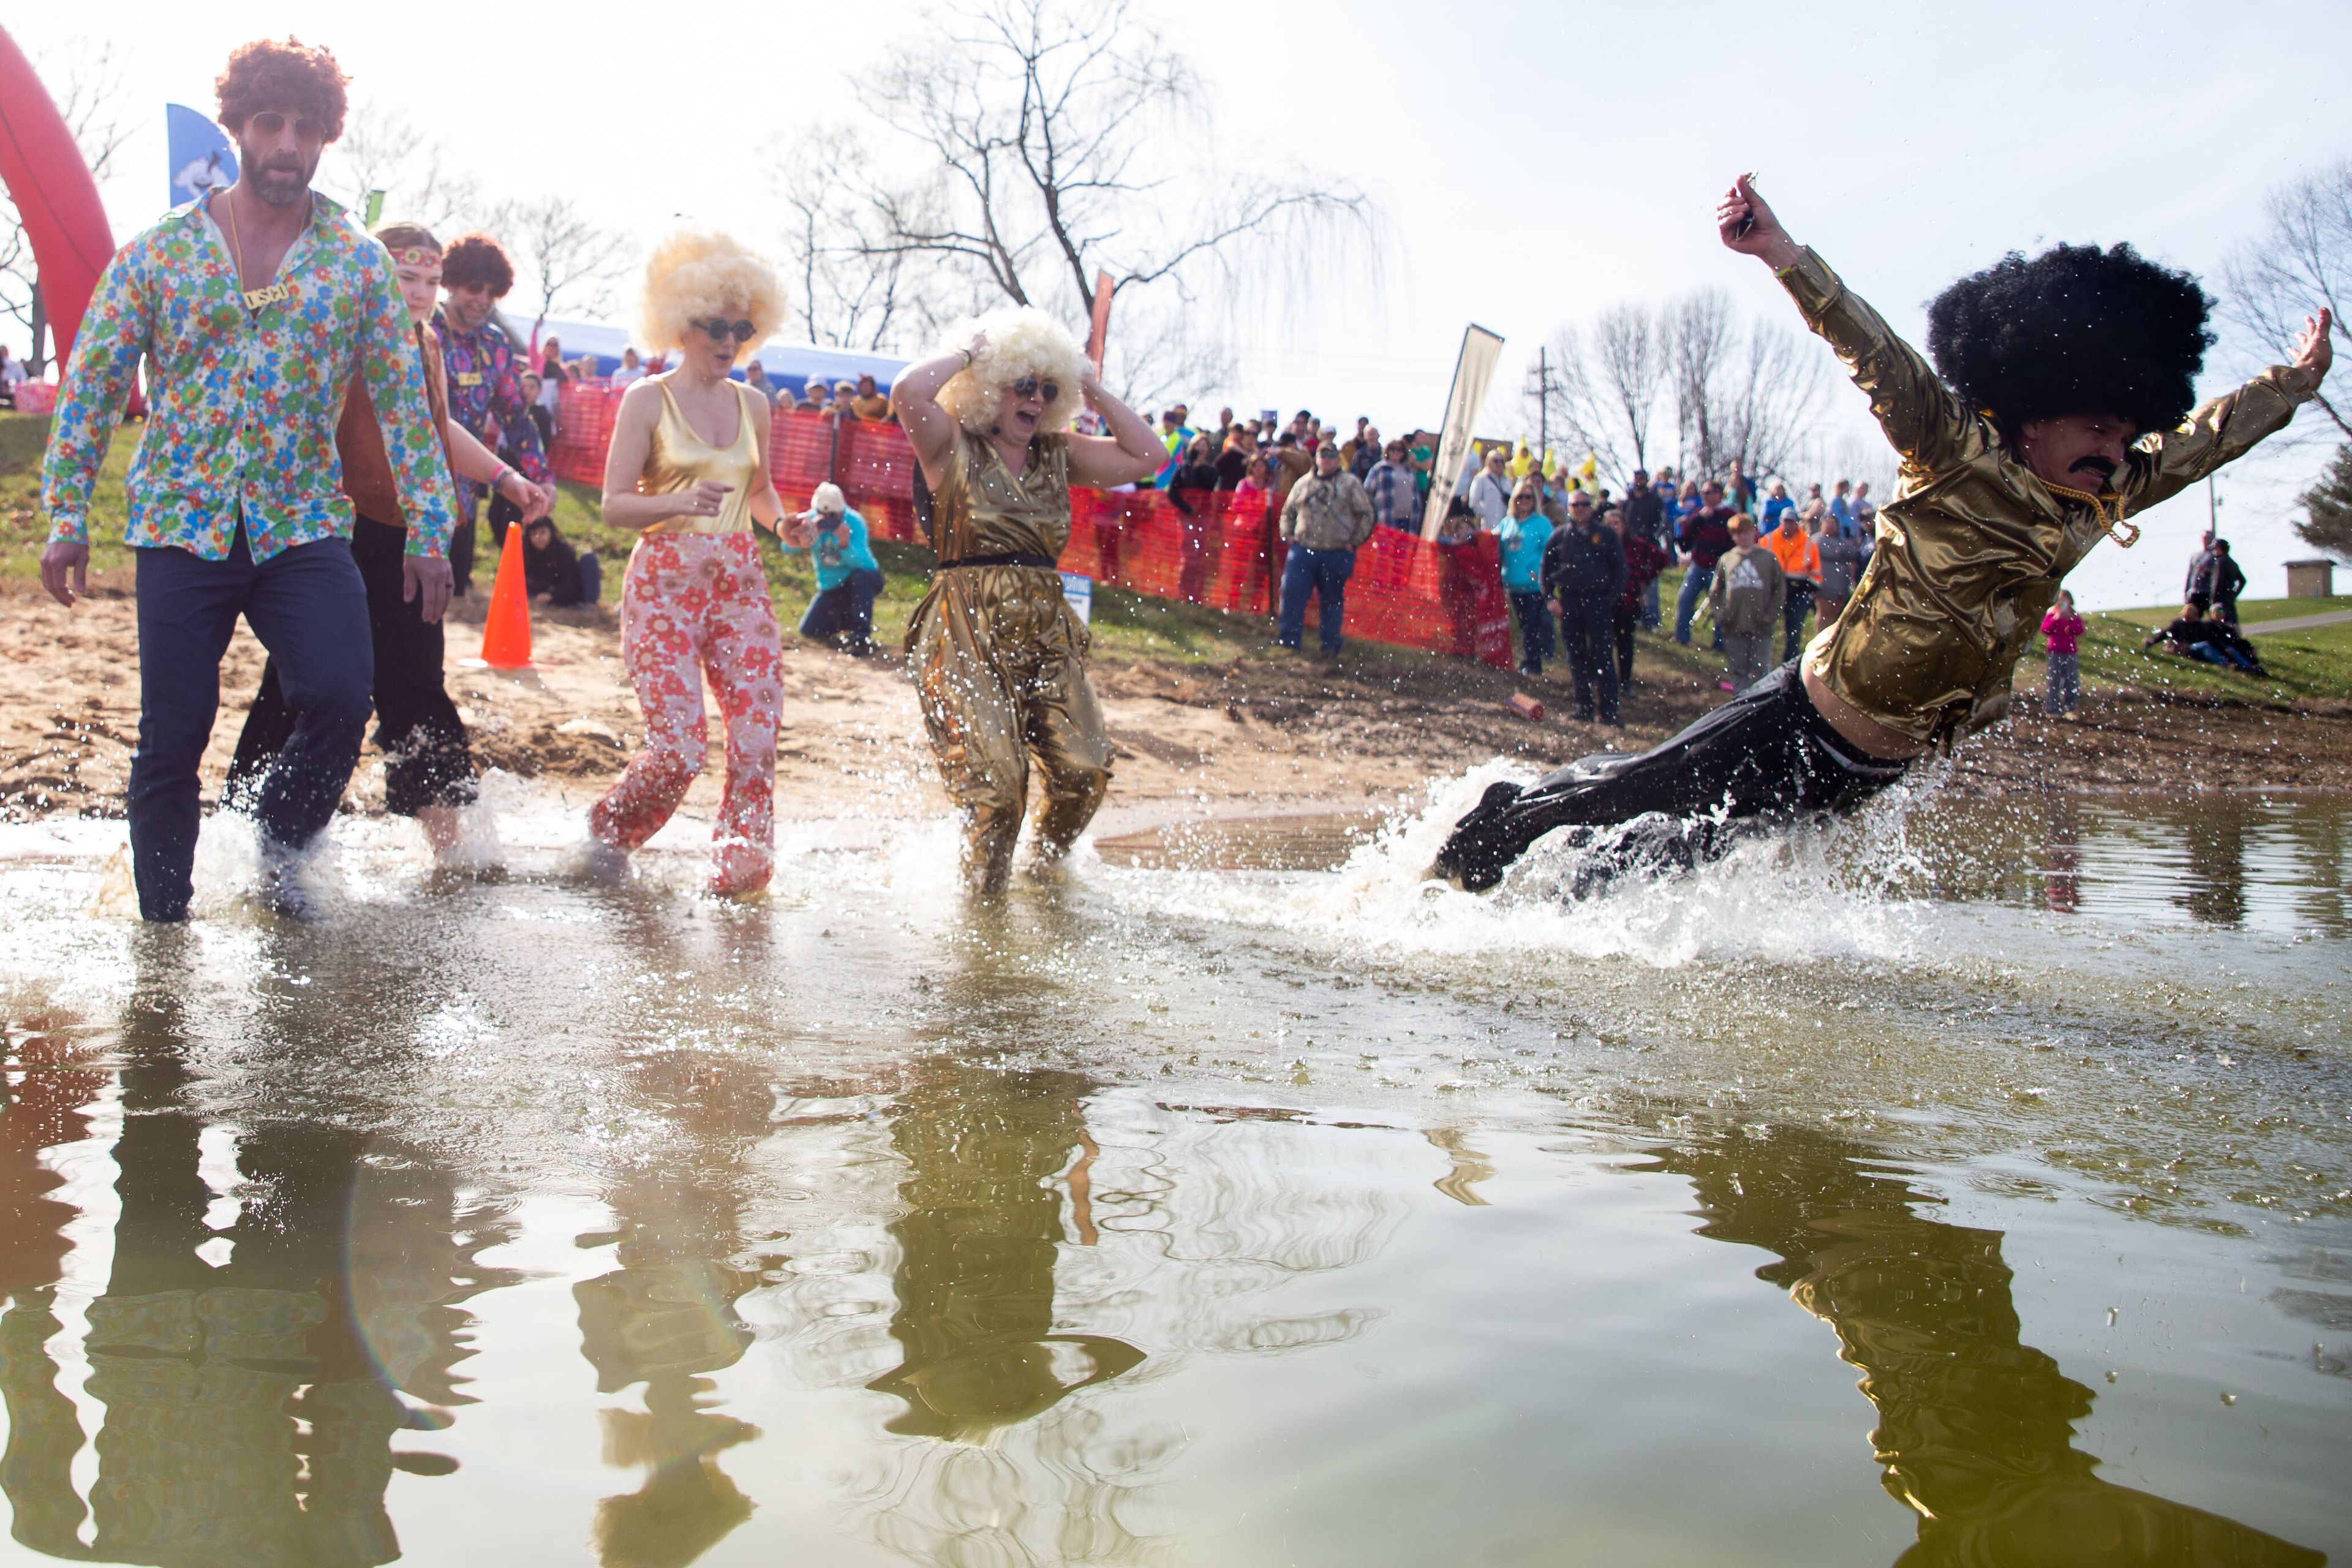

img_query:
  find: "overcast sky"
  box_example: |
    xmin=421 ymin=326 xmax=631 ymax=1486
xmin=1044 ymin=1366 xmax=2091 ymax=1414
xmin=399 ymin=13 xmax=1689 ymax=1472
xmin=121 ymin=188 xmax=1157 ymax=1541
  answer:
xmin=11 ymin=0 xmax=2351 ymax=609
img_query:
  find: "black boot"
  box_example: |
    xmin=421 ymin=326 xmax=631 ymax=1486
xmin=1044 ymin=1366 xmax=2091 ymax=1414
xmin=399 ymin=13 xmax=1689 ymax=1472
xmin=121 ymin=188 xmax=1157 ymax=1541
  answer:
xmin=1431 ymin=781 xmax=1529 ymax=891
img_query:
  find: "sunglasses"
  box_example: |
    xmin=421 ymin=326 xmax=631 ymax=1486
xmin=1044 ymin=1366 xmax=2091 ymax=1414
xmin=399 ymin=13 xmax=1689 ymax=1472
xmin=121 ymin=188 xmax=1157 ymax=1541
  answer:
xmin=247 ymin=110 xmax=330 ymax=142
xmin=692 ymin=318 xmax=758 ymax=342
xmin=1011 ymin=377 xmax=1060 ymax=402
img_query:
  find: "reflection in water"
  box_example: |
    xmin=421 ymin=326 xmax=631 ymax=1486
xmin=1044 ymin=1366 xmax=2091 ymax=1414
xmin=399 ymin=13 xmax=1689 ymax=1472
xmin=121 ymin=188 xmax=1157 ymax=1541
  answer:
xmin=0 ymin=935 xmax=521 ymax=1567
xmin=1870 ymin=794 xmax=2351 ymax=933
xmin=1423 ymin=1128 xmax=1493 ymax=1207
xmin=0 ymin=940 xmax=491 ymax=1566
xmin=1640 ymin=1120 xmax=2326 ymax=1566
xmin=867 ymin=1055 xmax=1145 ymax=1440
xmin=848 ymin=900 xmax=1164 ymax=1567
xmin=576 ymin=898 xmax=781 ymax=1568
xmin=2180 ymin=809 xmax=2250 ymax=929
xmin=2040 ymin=798 xmax=2081 ymax=915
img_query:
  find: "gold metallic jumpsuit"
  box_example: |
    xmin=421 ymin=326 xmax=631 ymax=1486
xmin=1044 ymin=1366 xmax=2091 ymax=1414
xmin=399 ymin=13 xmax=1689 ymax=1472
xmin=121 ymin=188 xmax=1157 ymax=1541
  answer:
xmin=908 ymin=428 xmax=1114 ymax=892
xmin=1778 ymin=247 xmax=2320 ymax=748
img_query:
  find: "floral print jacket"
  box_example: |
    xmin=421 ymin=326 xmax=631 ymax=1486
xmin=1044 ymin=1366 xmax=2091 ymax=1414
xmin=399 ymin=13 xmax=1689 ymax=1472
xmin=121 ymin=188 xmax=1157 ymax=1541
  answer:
xmin=42 ymin=191 xmax=458 ymax=560
xmin=431 ymin=307 xmax=550 ymax=516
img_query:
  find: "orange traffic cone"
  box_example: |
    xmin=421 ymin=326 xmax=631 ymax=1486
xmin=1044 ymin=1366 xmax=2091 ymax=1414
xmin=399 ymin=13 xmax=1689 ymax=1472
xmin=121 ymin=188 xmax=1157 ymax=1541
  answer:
xmin=478 ymin=518 xmax=533 ymax=669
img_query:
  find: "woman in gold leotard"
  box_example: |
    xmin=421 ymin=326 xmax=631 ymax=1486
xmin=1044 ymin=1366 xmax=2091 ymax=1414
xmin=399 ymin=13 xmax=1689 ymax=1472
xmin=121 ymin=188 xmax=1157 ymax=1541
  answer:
xmin=891 ymin=309 xmax=1164 ymax=894
xmin=589 ymin=230 xmax=807 ymax=895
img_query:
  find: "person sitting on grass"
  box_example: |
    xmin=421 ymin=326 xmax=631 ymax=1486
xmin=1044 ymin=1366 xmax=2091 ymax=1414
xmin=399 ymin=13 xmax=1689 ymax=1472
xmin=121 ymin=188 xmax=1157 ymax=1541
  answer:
xmin=522 ymin=516 xmax=599 ymax=607
xmin=790 ymin=481 xmax=884 ymax=657
xmin=2143 ymin=600 xmax=2266 ymax=675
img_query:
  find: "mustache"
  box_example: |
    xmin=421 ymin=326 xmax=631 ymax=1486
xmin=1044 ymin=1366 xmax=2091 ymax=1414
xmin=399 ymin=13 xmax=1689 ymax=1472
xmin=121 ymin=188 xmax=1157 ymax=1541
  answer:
xmin=2070 ymin=454 xmax=2119 ymax=478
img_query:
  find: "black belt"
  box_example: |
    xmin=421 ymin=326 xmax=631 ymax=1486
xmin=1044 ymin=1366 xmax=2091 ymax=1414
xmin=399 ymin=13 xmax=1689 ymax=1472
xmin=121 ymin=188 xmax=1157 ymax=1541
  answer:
xmin=938 ymin=552 xmax=1059 ymax=571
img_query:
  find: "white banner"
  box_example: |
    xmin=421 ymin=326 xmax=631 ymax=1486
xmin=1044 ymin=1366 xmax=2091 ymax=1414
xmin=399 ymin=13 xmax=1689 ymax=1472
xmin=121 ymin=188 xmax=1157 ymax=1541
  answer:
xmin=1420 ymin=325 xmax=1505 ymax=540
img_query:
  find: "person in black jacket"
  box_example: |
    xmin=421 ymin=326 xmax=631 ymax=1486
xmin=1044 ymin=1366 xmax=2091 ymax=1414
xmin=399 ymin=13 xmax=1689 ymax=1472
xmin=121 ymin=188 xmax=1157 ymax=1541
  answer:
xmin=521 ymin=516 xmax=600 ymax=607
xmin=2203 ymin=537 xmax=2248 ymax=624
xmin=1618 ymin=468 xmax=1666 ymax=627
xmin=1167 ymin=435 xmax=1223 ymax=604
xmin=2143 ymin=601 xmax=2264 ymax=673
xmin=1542 ymin=489 xmax=1627 ymax=725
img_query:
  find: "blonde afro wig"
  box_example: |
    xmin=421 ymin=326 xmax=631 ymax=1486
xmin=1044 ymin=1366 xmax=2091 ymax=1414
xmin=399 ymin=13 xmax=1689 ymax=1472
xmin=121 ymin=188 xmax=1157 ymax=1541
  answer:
xmin=933 ymin=306 xmax=1088 ymax=436
xmin=637 ymin=227 xmax=787 ymax=364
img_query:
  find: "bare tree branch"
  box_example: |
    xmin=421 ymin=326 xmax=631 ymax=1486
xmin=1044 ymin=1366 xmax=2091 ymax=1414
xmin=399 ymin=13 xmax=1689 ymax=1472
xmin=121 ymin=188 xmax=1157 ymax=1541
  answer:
xmin=2222 ymin=157 xmax=2352 ymax=442
xmin=848 ymin=0 xmax=1373 ymax=393
xmin=510 ymin=195 xmax=631 ymax=341
xmin=321 ymin=100 xmax=504 ymax=236
xmin=1521 ymin=304 xmax=1669 ymax=486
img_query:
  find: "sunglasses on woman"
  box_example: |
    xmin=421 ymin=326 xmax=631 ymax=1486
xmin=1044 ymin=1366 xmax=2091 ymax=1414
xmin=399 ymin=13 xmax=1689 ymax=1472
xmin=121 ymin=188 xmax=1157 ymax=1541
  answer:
xmin=1011 ymin=377 xmax=1060 ymax=402
xmin=692 ymin=318 xmax=758 ymax=342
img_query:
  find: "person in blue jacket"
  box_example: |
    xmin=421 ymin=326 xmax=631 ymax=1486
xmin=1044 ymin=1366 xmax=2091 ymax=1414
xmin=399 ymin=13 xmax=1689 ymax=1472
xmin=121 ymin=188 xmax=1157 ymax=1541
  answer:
xmin=791 ymin=481 xmax=884 ymax=656
xmin=1497 ymin=478 xmax=1555 ymax=676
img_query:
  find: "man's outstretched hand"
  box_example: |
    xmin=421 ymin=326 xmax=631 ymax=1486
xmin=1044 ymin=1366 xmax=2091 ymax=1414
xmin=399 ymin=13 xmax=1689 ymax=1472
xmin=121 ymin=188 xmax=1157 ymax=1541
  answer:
xmin=2293 ymin=308 xmax=2334 ymax=385
xmin=1716 ymin=174 xmax=1804 ymax=271
xmin=40 ymin=541 xmax=89 ymax=608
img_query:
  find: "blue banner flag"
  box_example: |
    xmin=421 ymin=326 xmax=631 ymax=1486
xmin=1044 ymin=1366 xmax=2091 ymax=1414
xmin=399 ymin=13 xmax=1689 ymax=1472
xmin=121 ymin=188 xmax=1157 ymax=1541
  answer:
xmin=165 ymin=103 xmax=236 ymax=208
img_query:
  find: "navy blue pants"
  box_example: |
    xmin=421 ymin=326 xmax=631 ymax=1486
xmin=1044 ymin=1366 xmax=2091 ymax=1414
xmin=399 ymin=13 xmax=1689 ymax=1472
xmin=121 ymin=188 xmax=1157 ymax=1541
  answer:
xmin=129 ymin=530 xmax=372 ymax=921
xmin=1278 ymin=545 xmax=1355 ymax=653
xmin=1507 ymin=590 xmax=1555 ymax=673
xmin=799 ymin=567 xmax=884 ymax=650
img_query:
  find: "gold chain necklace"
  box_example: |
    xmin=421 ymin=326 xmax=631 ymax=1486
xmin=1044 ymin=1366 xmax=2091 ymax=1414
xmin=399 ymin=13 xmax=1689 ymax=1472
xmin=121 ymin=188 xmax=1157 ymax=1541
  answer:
xmin=216 ymin=189 xmax=295 ymax=314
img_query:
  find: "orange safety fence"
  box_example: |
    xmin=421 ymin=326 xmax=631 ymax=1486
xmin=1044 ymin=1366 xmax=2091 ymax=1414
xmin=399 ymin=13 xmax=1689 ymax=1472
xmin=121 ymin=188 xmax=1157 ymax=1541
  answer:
xmin=554 ymin=382 xmax=1512 ymax=669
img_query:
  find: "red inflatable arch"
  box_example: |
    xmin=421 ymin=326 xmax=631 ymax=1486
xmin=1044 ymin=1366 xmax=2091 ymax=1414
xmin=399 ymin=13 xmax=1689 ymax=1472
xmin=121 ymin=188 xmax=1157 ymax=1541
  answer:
xmin=0 ymin=24 xmax=117 ymax=371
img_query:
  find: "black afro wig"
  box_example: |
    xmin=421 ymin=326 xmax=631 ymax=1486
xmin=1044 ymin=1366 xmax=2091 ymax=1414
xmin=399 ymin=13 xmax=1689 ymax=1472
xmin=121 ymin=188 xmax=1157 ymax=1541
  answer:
xmin=1926 ymin=243 xmax=2214 ymax=438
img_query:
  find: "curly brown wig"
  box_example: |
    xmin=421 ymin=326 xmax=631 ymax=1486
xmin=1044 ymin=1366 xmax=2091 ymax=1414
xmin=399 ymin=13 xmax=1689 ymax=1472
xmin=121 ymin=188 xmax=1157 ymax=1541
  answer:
xmin=214 ymin=37 xmax=349 ymax=141
xmin=1926 ymin=243 xmax=2214 ymax=439
xmin=441 ymin=233 xmax=516 ymax=298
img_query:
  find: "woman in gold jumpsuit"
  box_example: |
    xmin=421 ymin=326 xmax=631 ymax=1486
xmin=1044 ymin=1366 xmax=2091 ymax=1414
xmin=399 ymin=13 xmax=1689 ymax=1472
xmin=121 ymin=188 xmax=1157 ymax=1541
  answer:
xmin=891 ymin=309 xmax=1165 ymax=893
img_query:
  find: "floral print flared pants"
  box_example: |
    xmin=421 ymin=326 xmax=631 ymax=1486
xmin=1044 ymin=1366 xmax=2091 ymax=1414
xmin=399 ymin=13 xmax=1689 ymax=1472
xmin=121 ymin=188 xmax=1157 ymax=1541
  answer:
xmin=590 ymin=533 xmax=784 ymax=893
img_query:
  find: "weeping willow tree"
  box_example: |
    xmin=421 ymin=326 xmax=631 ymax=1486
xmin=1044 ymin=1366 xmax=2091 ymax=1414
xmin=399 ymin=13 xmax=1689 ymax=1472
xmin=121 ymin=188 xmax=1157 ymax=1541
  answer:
xmin=778 ymin=0 xmax=1377 ymax=407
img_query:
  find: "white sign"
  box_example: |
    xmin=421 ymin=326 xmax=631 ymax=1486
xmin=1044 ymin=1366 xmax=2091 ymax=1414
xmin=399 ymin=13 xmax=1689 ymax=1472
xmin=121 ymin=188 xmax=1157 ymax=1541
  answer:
xmin=1060 ymin=573 xmax=1093 ymax=624
xmin=1421 ymin=325 xmax=1506 ymax=540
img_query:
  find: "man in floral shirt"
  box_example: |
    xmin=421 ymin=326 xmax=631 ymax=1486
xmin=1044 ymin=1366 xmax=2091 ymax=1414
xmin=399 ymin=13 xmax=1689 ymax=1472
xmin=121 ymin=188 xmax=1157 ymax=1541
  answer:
xmin=431 ymin=233 xmax=550 ymax=593
xmin=39 ymin=37 xmax=458 ymax=921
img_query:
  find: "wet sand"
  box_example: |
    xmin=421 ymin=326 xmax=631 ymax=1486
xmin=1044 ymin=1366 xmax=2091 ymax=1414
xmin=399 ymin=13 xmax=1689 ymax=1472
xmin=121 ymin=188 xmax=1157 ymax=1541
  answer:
xmin=5 ymin=570 xmax=2350 ymax=831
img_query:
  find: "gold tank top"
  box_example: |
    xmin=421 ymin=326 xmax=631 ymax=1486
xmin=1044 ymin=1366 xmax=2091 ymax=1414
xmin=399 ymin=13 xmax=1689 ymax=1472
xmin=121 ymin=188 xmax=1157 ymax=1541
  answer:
xmin=639 ymin=379 xmax=764 ymax=535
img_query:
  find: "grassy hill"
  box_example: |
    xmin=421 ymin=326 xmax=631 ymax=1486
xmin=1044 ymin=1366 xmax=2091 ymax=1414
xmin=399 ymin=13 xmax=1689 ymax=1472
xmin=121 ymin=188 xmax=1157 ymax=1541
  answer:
xmin=8 ymin=409 xmax=2343 ymax=695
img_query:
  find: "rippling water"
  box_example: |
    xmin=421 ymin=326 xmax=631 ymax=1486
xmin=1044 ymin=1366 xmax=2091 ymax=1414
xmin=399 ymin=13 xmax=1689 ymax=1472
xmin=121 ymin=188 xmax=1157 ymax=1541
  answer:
xmin=0 ymin=777 xmax=2344 ymax=1566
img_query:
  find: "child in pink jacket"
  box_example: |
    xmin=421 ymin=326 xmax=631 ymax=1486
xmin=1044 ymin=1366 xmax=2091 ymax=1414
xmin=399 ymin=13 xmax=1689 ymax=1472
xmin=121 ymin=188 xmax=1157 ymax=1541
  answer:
xmin=2041 ymin=590 xmax=2086 ymax=716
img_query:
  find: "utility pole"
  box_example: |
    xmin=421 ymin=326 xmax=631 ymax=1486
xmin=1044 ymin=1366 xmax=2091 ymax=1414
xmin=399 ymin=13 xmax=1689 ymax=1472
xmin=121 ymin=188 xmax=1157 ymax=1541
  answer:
xmin=1537 ymin=347 xmax=1549 ymax=461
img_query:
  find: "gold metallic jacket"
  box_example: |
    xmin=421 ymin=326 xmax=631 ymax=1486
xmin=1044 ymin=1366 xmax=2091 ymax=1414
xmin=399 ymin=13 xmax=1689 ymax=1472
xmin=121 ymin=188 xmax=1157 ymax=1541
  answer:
xmin=1779 ymin=248 xmax=2318 ymax=747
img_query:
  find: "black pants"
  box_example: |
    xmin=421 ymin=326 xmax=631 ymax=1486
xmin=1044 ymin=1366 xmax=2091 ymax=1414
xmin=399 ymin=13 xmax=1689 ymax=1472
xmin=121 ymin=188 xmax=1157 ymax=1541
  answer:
xmin=231 ymin=516 xmax=477 ymax=820
xmin=1434 ymin=660 xmax=1911 ymax=892
xmin=1613 ymin=601 xmax=1638 ymax=684
xmin=799 ymin=567 xmax=884 ymax=652
xmin=1558 ymin=595 xmax=1618 ymax=723
xmin=131 ymin=530 xmax=372 ymax=920
xmin=1783 ymin=581 xmax=1817 ymax=662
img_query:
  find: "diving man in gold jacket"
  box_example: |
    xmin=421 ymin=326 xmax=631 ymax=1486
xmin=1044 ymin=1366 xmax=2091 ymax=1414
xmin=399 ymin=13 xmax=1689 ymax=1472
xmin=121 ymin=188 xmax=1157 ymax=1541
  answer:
xmin=892 ymin=309 xmax=1167 ymax=894
xmin=1437 ymin=174 xmax=2334 ymax=892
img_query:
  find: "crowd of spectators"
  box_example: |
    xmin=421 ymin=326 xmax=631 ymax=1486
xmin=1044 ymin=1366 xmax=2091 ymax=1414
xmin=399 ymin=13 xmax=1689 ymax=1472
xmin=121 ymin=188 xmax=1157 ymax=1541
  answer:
xmin=524 ymin=347 xmax=1925 ymax=692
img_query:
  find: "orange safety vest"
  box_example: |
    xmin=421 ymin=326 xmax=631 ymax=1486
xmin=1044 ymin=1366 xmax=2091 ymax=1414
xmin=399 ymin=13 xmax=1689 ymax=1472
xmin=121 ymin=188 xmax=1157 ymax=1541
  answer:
xmin=1767 ymin=524 xmax=1821 ymax=584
